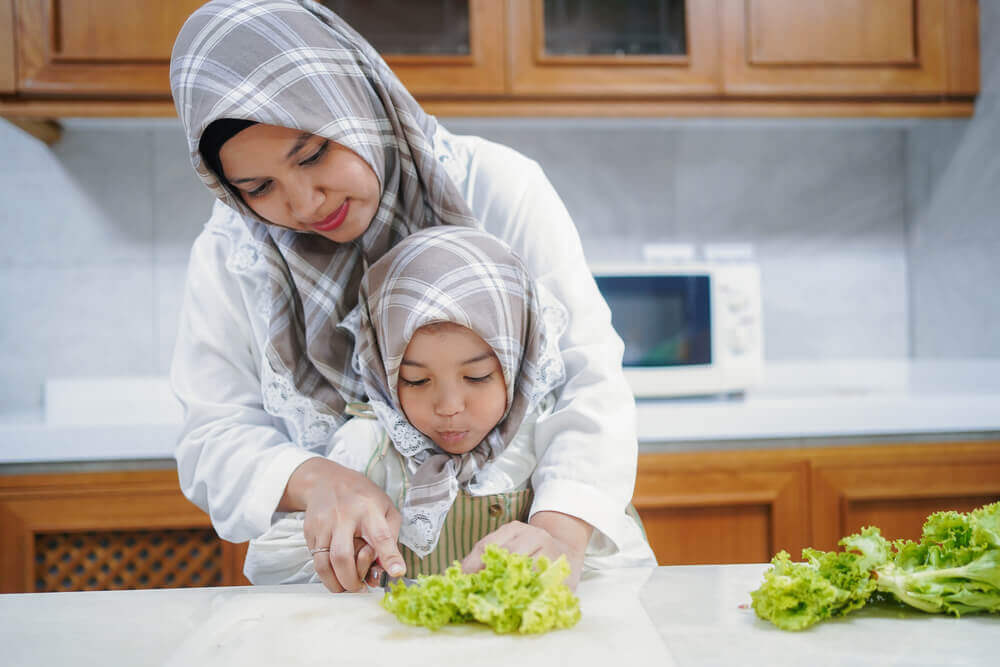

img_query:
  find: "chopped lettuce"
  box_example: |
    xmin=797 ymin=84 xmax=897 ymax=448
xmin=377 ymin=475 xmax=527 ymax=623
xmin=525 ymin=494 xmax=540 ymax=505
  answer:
xmin=380 ymin=544 xmax=581 ymax=634
xmin=751 ymin=501 xmax=1000 ymax=630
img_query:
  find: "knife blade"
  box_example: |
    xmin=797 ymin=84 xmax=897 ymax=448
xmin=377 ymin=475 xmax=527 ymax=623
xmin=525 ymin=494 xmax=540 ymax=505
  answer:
xmin=365 ymin=564 xmax=417 ymax=591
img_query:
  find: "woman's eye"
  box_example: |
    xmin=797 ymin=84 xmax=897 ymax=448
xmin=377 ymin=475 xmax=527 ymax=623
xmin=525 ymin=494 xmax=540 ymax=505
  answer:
xmin=400 ymin=377 xmax=428 ymax=387
xmin=246 ymin=181 xmax=272 ymax=198
xmin=466 ymin=373 xmax=493 ymax=383
xmin=299 ymin=141 xmax=329 ymax=166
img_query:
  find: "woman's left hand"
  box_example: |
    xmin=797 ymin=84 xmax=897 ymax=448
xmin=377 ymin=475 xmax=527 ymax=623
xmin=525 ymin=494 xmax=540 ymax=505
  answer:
xmin=460 ymin=511 xmax=593 ymax=590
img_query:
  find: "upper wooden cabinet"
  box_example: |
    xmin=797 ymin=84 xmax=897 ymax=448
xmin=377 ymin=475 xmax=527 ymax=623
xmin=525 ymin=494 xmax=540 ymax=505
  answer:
xmin=13 ymin=0 xmax=204 ymax=97
xmin=721 ymin=0 xmax=980 ymax=98
xmin=509 ymin=0 xmax=721 ymax=96
xmin=0 ymin=0 xmax=981 ymax=118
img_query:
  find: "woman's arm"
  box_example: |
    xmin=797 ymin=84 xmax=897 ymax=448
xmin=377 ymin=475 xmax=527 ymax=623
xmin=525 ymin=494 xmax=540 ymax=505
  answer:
xmin=462 ymin=138 xmax=639 ymax=551
xmin=172 ymin=225 xmax=404 ymax=591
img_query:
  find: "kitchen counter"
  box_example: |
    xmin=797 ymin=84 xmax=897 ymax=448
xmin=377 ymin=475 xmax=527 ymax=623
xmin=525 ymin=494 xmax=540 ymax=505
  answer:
xmin=2 ymin=360 xmax=999 ymax=464
xmin=1 ymin=564 xmax=995 ymax=667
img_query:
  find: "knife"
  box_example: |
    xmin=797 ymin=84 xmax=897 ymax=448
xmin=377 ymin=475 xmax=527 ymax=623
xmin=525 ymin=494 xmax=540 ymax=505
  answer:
xmin=365 ymin=564 xmax=417 ymax=591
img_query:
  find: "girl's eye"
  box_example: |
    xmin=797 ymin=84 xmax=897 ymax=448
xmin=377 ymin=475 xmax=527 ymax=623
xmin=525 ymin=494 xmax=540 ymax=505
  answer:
xmin=400 ymin=377 xmax=428 ymax=387
xmin=299 ymin=141 xmax=329 ymax=166
xmin=246 ymin=180 xmax=272 ymax=198
xmin=466 ymin=373 xmax=493 ymax=383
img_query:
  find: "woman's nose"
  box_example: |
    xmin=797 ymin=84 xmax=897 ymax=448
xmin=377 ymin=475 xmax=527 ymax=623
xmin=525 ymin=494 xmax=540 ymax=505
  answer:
xmin=286 ymin=178 xmax=324 ymax=223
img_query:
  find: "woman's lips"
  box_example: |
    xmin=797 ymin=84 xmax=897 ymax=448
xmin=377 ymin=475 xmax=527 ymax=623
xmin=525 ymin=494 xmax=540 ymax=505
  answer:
xmin=312 ymin=199 xmax=350 ymax=232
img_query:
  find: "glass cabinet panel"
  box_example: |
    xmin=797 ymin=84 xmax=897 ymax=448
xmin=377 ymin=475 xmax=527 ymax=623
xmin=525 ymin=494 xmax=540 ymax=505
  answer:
xmin=543 ymin=0 xmax=686 ymax=57
xmin=321 ymin=1 xmax=470 ymax=55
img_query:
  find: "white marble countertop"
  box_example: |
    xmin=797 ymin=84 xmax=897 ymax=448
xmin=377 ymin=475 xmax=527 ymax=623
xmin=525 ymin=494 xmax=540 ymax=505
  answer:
xmin=1 ymin=360 xmax=999 ymax=464
xmin=0 ymin=564 xmax=995 ymax=667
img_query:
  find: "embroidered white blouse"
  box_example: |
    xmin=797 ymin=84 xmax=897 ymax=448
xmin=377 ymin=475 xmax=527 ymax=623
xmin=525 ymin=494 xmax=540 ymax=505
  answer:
xmin=171 ymin=129 xmax=644 ymax=559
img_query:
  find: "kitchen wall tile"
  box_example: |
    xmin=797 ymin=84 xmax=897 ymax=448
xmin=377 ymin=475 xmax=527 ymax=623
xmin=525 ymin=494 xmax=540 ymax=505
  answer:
xmin=674 ymin=129 xmax=774 ymax=239
xmin=0 ymin=265 xmax=156 ymax=411
xmin=0 ymin=125 xmax=153 ymax=267
xmin=905 ymin=1 xmax=1000 ymax=358
xmin=152 ymin=123 xmax=217 ymax=262
xmin=760 ymin=248 xmax=908 ymax=359
xmin=909 ymin=241 xmax=1000 ymax=357
xmin=155 ymin=262 xmax=191 ymax=373
xmin=447 ymin=122 xmax=678 ymax=244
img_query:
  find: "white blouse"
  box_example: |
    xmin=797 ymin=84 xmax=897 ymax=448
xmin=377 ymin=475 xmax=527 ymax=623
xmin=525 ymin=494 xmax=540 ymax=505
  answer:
xmin=170 ymin=129 xmax=644 ymax=559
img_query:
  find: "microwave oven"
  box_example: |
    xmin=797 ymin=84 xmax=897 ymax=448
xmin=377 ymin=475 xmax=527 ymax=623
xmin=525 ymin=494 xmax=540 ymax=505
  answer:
xmin=591 ymin=263 xmax=763 ymax=398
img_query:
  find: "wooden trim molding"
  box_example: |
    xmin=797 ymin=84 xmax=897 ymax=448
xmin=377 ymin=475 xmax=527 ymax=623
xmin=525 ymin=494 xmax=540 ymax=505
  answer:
xmin=0 ymin=0 xmax=14 ymax=94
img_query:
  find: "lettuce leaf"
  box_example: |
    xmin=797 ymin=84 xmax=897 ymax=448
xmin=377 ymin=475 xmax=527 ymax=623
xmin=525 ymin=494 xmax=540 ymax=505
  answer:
xmin=380 ymin=544 xmax=581 ymax=634
xmin=751 ymin=501 xmax=1000 ymax=630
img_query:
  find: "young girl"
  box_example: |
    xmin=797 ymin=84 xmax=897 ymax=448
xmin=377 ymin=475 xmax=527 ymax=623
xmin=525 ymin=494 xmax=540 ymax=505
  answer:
xmin=170 ymin=0 xmax=647 ymax=593
xmin=243 ymin=227 xmax=655 ymax=588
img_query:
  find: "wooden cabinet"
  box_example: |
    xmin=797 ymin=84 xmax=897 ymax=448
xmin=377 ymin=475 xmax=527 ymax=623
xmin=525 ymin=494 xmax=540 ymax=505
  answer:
xmin=0 ymin=0 xmax=981 ymax=118
xmin=635 ymin=440 xmax=1000 ymax=566
xmin=509 ymin=0 xmax=721 ymax=97
xmin=720 ymin=0 xmax=980 ymax=98
xmin=0 ymin=469 xmax=250 ymax=593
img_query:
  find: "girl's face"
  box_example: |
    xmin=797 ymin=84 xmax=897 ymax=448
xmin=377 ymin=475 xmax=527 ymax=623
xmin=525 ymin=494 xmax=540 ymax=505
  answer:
xmin=397 ymin=323 xmax=507 ymax=455
xmin=218 ymin=123 xmax=381 ymax=244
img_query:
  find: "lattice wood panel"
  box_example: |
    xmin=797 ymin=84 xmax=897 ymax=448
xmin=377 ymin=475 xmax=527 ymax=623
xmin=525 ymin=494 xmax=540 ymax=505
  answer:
xmin=34 ymin=528 xmax=223 ymax=592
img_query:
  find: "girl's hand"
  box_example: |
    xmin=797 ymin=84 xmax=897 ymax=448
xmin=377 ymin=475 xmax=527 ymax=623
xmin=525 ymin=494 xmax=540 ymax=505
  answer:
xmin=460 ymin=511 xmax=593 ymax=590
xmin=280 ymin=458 xmax=406 ymax=593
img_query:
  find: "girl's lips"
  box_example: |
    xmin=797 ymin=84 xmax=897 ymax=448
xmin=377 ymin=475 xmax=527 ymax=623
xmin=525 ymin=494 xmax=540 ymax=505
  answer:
xmin=312 ymin=199 xmax=350 ymax=232
xmin=437 ymin=430 xmax=468 ymax=444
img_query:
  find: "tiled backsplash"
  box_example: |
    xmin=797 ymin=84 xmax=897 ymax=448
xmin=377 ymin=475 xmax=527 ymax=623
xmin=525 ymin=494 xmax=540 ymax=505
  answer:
xmin=1 ymin=3 xmax=996 ymax=414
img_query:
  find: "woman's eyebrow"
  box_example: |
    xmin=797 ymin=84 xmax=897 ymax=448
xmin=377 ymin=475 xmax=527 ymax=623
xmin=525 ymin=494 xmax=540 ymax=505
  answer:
xmin=285 ymin=132 xmax=314 ymax=160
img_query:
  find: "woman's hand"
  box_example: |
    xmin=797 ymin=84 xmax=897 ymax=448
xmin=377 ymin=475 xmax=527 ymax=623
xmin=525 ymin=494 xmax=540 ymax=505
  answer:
xmin=279 ymin=458 xmax=406 ymax=593
xmin=460 ymin=511 xmax=593 ymax=590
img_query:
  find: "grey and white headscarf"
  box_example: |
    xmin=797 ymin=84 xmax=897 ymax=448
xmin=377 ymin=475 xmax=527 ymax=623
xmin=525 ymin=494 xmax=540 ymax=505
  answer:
xmin=170 ymin=0 xmax=477 ymax=424
xmin=351 ymin=227 xmax=566 ymax=556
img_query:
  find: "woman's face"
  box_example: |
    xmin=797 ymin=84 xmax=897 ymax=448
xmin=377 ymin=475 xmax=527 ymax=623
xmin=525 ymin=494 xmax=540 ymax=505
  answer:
xmin=397 ymin=323 xmax=507 ymax=455
xmin=217 ymin=123 xmax=381 ymax=243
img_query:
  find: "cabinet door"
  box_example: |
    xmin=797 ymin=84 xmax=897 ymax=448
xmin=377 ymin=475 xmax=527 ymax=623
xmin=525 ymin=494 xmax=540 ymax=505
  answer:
xmin=809 ymin=442 xmax=1000 ymax=551
xmin=13 ymin=0 xmax=503 ymax=99
xmin=721 ymin=0 xmax=980 ymax=97
xmin=0 ymin=470 xmax=250 ymax=593
xmin=633 ymin=452 xmax=809 ymax=565
xmin=323 ymin=0 xmax=505 ymax=96
xmin=14 ymin=0 xmax=203 ymax=97
xmin=509 ymin=0 xmax=721 ymax=96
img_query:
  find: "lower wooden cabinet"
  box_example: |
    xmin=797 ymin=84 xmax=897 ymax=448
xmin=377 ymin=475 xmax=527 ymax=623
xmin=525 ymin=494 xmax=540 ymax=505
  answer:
xmin=635 ymin=440 xmax=1000 ymax=566
xmin=2 ymin=440 xmax=998 ymax=591
xmin=0 ymin=469 xmax=250 ymax=594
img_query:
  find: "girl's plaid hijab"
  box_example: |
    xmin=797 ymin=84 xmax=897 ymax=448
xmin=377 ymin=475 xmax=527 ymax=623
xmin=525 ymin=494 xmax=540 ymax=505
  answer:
xmin=170 ymin=0 xmax=477 ymax=425
xmin=352 ymin=227 xmax=566 ymax=556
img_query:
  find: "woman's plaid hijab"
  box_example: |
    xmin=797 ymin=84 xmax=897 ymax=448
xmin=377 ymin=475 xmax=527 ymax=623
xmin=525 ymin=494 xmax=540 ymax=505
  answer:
xmin=353 ymin=227 xmax=565 ymax=556
xmin=170 ymin=0 xmax=476 ymax=424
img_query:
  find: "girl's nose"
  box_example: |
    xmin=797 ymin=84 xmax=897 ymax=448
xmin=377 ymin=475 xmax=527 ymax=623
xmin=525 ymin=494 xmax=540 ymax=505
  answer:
xmin=434 ymin=387 xmax=464 ymax=417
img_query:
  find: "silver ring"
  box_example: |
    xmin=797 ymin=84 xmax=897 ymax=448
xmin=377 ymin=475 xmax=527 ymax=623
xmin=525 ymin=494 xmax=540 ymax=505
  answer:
xmin=310 ymin=547 xmax=331 ymax=555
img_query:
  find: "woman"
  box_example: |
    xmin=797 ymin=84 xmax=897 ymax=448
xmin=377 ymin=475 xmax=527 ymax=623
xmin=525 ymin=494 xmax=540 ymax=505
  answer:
xmin=170 ymin=0 xmax=642 ymax=593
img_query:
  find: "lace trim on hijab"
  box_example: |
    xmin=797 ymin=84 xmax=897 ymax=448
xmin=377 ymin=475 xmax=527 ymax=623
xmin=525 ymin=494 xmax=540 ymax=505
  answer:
xmin=209 ymin=207 xmax=346 ymax=449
